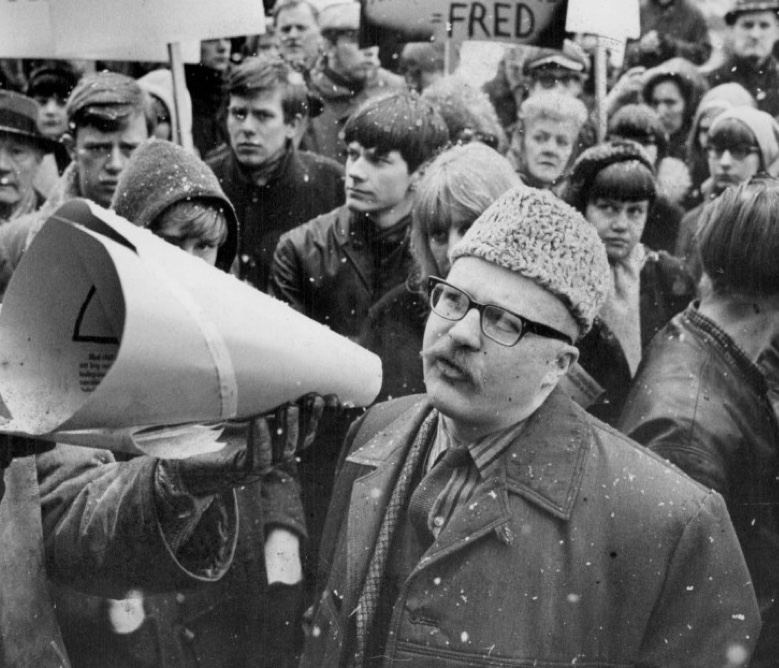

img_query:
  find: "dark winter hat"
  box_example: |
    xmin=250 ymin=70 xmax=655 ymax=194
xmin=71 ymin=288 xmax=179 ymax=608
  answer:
xmin=26 ymin=63 xmax=80 ymax=101
xmin=450 ymin=186 xmax=611 ymax=336
xmin=0 ymin=90 xmax=59 ymax=151
xmin=66 ymin=71 xmax=146 ymax=127
xmin=111 ymin=139 xmax=238 ymax=272
xmin=608 ymin=104 xmax=669 ymax=160
xmin=564 ymin=140 xmax=656 ymax=214
xmin=725 ymin=0 xmax=779 ymax=25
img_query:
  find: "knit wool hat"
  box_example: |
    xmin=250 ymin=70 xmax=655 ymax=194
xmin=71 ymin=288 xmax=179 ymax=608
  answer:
xmin=450 ymin=186 xmax=611 ymax=336
xmin=708 ymin=106 xmax=779 ymax=174
xmin=66 ymin=71 xmax=146 ymax=126
xmin=564 ymin=140 xmax=656 ymax=214
xmin=111 ymin=139 xmax=238 ymax=272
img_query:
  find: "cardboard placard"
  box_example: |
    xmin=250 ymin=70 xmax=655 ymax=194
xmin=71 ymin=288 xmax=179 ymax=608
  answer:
xmin=0 ymin=200 xmax=382 ymax=456
xmin=362 ymin=0 xmax=569 ymax=48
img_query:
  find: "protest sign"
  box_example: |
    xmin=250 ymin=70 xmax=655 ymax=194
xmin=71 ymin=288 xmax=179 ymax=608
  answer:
xmin=0 ymin=0 xmax=56 ymax=58
xmin=360 ymin=0 xmax=569 ymax=50
xmin=0 ymin=200 xmax=382 ymax=457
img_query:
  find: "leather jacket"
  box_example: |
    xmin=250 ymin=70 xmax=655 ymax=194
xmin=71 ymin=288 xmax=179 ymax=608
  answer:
xmin=620 ymin=303 xmax=779 ymax=666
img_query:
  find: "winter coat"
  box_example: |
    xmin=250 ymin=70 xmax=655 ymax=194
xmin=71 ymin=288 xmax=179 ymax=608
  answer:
xmin=625 ymin=0 xmax=712 ymax=69
xmin=619 ymin=303 xmax=779 ymax=666
xmin=304 ymin=66 xmax=406 ymax=164
xmin=270 ymin=205 xmax=413 ymax=339
xmin=208 ymin=145 xmax=345 ymax=292
xmin=358 ymin=282 xmax=427 ymax=402
xmin=0 ymin=445 xmax=236 ymax=668
xmin=301 ymin=389 xmax=760 ymax=668
xmin=576 ymin=248 xmax=697 ymax=426
xmin=708 ymin=54 xmax=779 ymax=119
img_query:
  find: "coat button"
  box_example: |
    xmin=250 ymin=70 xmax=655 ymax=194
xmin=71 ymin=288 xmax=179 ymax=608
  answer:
xmin=433 ymin=516 xmax=444 ymax=527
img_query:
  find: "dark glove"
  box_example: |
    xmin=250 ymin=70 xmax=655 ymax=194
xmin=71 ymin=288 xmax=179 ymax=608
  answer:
xmin=161 ymin=394 xmax=326 ymax=497
xmin=0 ymin=434 xmax=57 ymax=505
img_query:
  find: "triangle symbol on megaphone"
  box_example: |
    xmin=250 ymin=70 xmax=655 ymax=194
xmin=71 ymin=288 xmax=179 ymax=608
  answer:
xmin=72 ymin=285 xmax=121 ymax=345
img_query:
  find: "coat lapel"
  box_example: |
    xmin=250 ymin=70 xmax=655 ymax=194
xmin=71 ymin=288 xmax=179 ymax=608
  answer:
xmin=344 ymin=399 xmax=433 ymax=606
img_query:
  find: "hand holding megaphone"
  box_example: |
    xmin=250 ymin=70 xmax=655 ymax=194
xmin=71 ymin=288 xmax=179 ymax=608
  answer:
xmin=160 ymin=394 xmax=328 ymax=497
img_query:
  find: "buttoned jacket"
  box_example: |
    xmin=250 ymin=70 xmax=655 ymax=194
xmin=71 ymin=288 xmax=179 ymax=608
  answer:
xmin=302 ymin=390 xmax=759 ymax=667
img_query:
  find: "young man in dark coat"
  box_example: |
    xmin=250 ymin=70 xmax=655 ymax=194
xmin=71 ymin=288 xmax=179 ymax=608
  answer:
xmin=270 ymin=91 xmax=448 ymax=600
xmin=207 ymin=54 xmax=344 ymax=291
xmin=620 ymin=175 xmax=779 ymax=667
xmin=302 ymin=186 xmax=759 ymax=668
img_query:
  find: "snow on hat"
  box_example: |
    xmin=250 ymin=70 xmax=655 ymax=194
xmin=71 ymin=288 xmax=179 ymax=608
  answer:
xmin=66 ymin=71 xmax=146 ymax=125
xmin=450 ymin=186 xmax=611 ymax=336
xmin=111 ymin=139 xmax=238 ymax=272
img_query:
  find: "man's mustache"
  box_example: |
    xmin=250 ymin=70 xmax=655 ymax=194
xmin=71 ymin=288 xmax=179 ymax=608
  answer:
xmin=420 ymin=343 xmax=484 ymax=391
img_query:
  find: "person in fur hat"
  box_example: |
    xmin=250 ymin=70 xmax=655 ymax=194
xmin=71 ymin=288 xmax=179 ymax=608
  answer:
xmin=301 ymin=185 xmax=758 ymax=668
xmin=563 ymin=140 xmax=696 ymax=425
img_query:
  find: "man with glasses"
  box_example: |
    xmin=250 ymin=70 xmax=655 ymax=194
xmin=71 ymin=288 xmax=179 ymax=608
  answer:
xmin=0 ymin=71 xmax=153 ymax=297
xmin=675 ymin=106 xmax=779 ymax=276
xmin=301 ymin=186 xmax=759 ymax=668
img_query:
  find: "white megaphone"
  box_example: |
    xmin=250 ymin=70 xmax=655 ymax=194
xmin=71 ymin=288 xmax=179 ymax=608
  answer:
xmin=0 ymin=199 xmax=383 ymax=456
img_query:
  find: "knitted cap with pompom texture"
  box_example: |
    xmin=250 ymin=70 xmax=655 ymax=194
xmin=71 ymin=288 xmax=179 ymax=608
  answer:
xmin=450 ymin=186 xmax=610 ymax=337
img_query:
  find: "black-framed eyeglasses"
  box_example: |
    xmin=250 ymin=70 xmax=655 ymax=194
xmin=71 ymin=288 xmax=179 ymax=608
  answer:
xmin=705 ymin=143 xmax=760 ymax=161
xmin=427 ymin=276 xmax=573 ymax=347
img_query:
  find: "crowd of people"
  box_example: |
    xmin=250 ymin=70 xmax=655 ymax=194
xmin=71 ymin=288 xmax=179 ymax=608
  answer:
xmin=1 ymin=0 xmax=779 ymax=666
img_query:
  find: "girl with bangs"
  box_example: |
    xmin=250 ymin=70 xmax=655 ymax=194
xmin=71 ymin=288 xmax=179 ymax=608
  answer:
xmin=562 ymin=140 xmax=696 ymax=425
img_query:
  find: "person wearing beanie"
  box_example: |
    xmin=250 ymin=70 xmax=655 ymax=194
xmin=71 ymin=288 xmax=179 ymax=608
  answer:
xmin=607 ymin=103 xmax=687 ymax=253
xmin=301 ymin=186 xmax=758 ymax=668
xmin=621 ymin=174 xmax=779 ymax=667
xmin=685 ymin=83 xmax=757 ymax=207
xmin=0 ymin=71 xmax=155 ymax=300
xmin=563 ymin=140 xmax=696 ymax=424
xmin=676 ymin=105 xmax=779 ymax=276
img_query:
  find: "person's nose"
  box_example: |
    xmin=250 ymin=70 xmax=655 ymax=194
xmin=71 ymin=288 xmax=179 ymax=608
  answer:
xmin=0 ymin=148 xmax=13 ymax=172
xmin=718 ymin=149 xmax=734 ymax=168
xmin=104 ymin=144 xmax=126 ymax=174
xmin=611 ymin=210 xmax=629 ymax=231
xmin=42 ymin=99 xmax=59 ymax=115
xmin=347 ymin=156 xmax=367 ymax=182
xmin=447 ymin=308 xmax=482 ymax=350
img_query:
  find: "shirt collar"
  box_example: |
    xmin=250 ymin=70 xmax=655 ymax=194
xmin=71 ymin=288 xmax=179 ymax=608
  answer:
xmin=427 ymin=413 xmax=527 ymax=481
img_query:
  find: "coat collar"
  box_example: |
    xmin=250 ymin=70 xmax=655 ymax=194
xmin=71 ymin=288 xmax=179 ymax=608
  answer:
xmin=349 ymin=387 xmax=592 ymax=522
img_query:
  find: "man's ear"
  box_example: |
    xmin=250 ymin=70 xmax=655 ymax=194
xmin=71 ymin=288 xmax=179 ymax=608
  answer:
xmin=542 ymin=344 xmax=580 ymax=389
xmin=62 ymin=133 xmax=76 ymax=162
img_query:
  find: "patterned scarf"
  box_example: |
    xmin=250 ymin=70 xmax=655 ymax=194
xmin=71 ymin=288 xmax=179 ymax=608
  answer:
xmin=352 ymin=408 xmax=438 ymax=667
